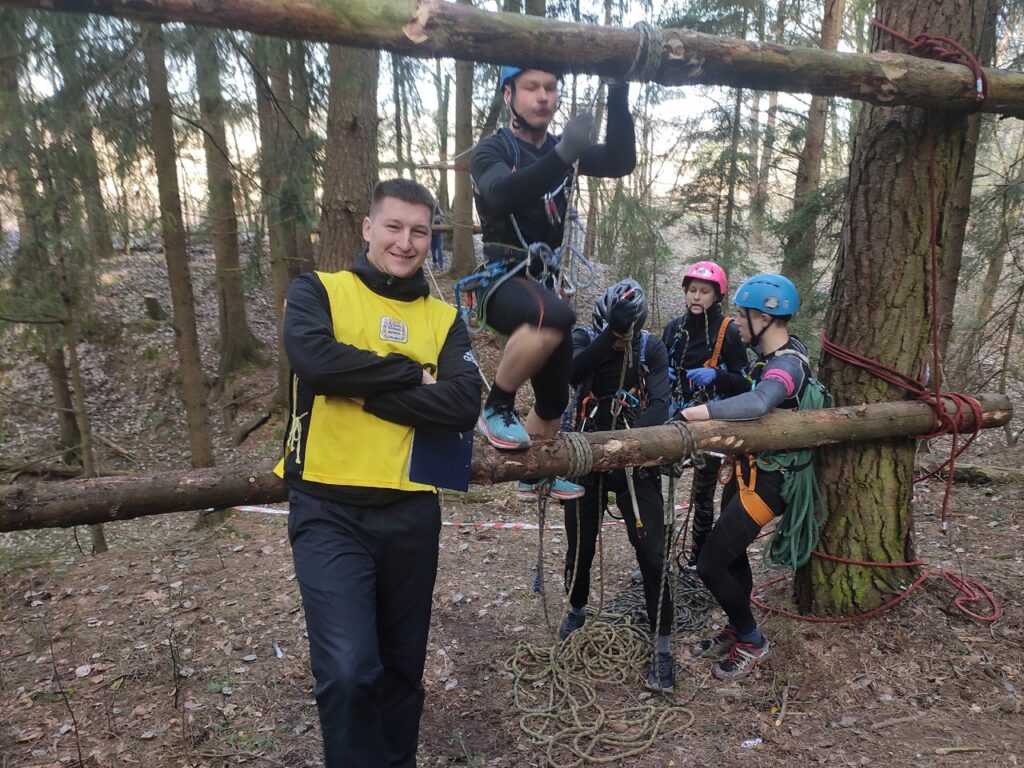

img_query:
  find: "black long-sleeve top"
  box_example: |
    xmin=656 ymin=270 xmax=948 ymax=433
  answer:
xmin=568 ymin=325 xmax=671 ymax=431
xmin=470 ymin=83 xmax=636 ymax=258
xmin=661 ymin=303 xmax=749 ymax=408
xmin=280 ymin=252 xmax=482 ymax=505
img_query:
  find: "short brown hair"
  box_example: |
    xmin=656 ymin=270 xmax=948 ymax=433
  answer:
xmin=370 ymin=178 xmax=436 ymax=216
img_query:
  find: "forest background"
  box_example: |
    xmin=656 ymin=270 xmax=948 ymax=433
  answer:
xmin=1 ymin=0 xmax=1023 ymax=765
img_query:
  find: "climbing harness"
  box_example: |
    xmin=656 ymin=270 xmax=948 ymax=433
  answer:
xmin=456 ymin=119 xmax=597 ymax=333
xmin=726 ymin=344 xmax=833 ymax=570
xmin=561 ymin=327 xmax=652 ymax=433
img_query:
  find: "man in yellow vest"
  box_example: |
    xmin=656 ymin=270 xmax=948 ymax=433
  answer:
xmin=275 ymin=179 xmax=482 ymax=767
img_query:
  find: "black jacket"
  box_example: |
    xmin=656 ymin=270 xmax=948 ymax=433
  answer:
xmin=280 ymin=252 xmax=482 ymax=505
xmin=661 ymin=304 xmax=748 ymax=406
xmin=470 ymin=83 xmax=636 ymax=258
xmin=568 ymin=325 xmax=671 ymax=431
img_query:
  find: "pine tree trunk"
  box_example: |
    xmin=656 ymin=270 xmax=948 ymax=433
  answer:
xmin=798 ymin=0 xmax=990 ymax=616
xmin=451 ymin=3 xmax=475 ymax=279
xmin=192 ymin=27 xmax=261 ymax=380
xmin=319 ymin=45 xmax=378 ymax=271
xmin=433 ymin=60 xmax=450 ymax=212
xmin=254 ymin=36 xmax=298 ymax=400
xmin=780 ymin=0 xmax=845 ymax=297
xmin=753 ymin=0 xmax=788 ymax=232
xmin=289 ymin=40 xmax=317 ymax=273
xmin=392 ymin=54 xmax=405 ymax=174
xmin=141 ymin=23 xmax=214 ymax=469
xmin=721 ymin=86 xmax=742 ymax=259
xmin=49 ymin=15 xmax=114 ymax=261
xmin=43 ymin=348 xmax=82 ymax=465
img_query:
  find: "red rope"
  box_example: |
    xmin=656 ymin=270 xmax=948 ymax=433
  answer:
xmin=870 ymin=18 xmax=988 ymax=110
xmin=753 ymin=20 xmax=1000 ymax=626
xmin=752 ymin=552 xmax=1001 ymax=624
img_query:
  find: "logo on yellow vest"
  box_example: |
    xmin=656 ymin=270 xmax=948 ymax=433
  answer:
xmin=379 ymin=316 xmax=409 ymax=343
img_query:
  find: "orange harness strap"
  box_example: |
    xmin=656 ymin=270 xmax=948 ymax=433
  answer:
xmin=735 ymin=456 xmax=775 ymax=528
xmin=703 ymin=317 xmax=732 ymax=369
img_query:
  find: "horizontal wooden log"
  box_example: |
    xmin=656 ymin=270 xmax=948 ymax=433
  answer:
xmin=5 ymin=0 xmax=1023 ymax=117
xmin=0 ymin=393 xmax=1011 ymax=533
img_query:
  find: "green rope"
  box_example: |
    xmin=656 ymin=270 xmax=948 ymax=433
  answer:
xmin=758 ymin=449 xmax=826 ymax=570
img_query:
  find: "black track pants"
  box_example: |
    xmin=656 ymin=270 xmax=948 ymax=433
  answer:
xmin=288 ymin=488 xmax=441 ymax=768
xmin=562 ymin=468 xmax=674 ymax=636
xmin=695 ymin=463 xmax=784 ymax=635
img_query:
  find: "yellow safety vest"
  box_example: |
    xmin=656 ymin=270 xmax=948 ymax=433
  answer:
xmin=274 ymin=270 xmax=458 ymax=492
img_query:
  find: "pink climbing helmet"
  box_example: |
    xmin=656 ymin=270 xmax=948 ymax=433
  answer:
xmin=682 ymin=261 xmax=728 ymax=298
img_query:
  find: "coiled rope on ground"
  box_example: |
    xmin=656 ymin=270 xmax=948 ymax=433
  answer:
xmin=506 ymin=620 xmax=696 ymax=767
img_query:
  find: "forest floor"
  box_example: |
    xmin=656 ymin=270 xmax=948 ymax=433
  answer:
xmin=1 ymin=245 xmax=1023 ymax=767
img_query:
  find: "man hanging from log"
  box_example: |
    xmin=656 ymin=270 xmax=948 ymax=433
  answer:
xmin=470 ymin=66 xmax=637 ymax=501
xmin=274 ymin=179 xmax=482 ymax=768
xmin=662 ymin=261 xmax=749 ymax=571
xmin=559 ymin=279 xmax=676 ymax=692
xmin=681 ymin=273 xmax=809 ymax=681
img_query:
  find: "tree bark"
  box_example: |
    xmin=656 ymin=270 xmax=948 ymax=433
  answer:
xmin=721 ymin=85 xmax=742 ymax=258
xmin=253 ymin=35 xmax=300 ymax=401
xmin=141 ymin=23 xmax=214 ymax=468
xmin=288 ymin=40 xmax=317 ymax=273
xmin=750 ymin=0 xmax=786 ymax=233
xmin=192 ymin=27 xmax=261 ymax=380
xmin=0 ymin=394 xmax=1011 ymax=532
xmin=801 ymin=0 xmax=991 ymax=617
xmin=43 ymin=348 xmax=82 ymax=466
xmin=451 ymin=0 xmax=475 ymax=278
xmin=49 ymin=15 xmax=115 ymax=262
xmin=780 ymin=0 xmax=845 ymax=296
xmin=6 ymin=0 xmax=1024 ymax=117
xmin=318 ymin=45 xmax=379 ymax=271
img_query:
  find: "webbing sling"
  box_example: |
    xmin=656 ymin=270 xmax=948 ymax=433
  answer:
xmin=703 ymin=317 xmax=733 ymax=369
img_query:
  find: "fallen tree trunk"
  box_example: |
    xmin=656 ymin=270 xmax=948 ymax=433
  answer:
xmin=3 ymin=0 xmax=1023 ymax=117
xmin=0 ymin=393 xmax=1011 ymax=532
xmin=918 ymin=458 xmax=1024 ymax=485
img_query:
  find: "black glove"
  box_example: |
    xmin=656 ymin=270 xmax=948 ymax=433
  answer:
xmin=608 ymin=299 xmax=639 ymax=334
xmin=555 ymin=112 xmax=597 ymax=164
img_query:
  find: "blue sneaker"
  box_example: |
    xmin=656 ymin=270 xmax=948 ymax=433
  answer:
xmin=517 ymin=477 xmax=585 ymax=501
xmin=478 ymin=403 xmax=531 ymax=450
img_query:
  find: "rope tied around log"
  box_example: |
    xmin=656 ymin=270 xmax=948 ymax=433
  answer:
xmin=561 ymin=431 xmax=594 ymax=478
xmin=870 ymin=18 xmax=987 ymax=110
xmin=623 ymin=21 xmax=663 ymax=82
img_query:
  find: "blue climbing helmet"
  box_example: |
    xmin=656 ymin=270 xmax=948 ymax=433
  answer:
xmin=498 ymin=66 xmax=522 ymax=92
xmin=733 ymin=273 xmax=800 ymax=317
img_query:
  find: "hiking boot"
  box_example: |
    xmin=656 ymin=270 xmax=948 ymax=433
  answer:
xmin=478 ymin=403 xmax=531 ymax=451
xmin=711 ymin=638 xmax=773 ymax=680
xmin=693 ymin=626 xmax=738 ymax=660
xmin=646 ymin=651 xmax=675 ymax=693
xmin=558 ymin=610 xmax=587 ymax=641
xmin=516 ymin=477 xmax=585 ymax=501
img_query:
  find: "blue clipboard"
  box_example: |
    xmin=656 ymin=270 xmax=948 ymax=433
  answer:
xmin=408 ymin=428 xmax=474 ymax=492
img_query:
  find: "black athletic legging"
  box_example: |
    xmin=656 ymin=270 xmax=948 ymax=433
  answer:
xmin=695 ymin=461 xmax=785 ymax=635
xmin=484 ymin=275 xmax=576 ymax=421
